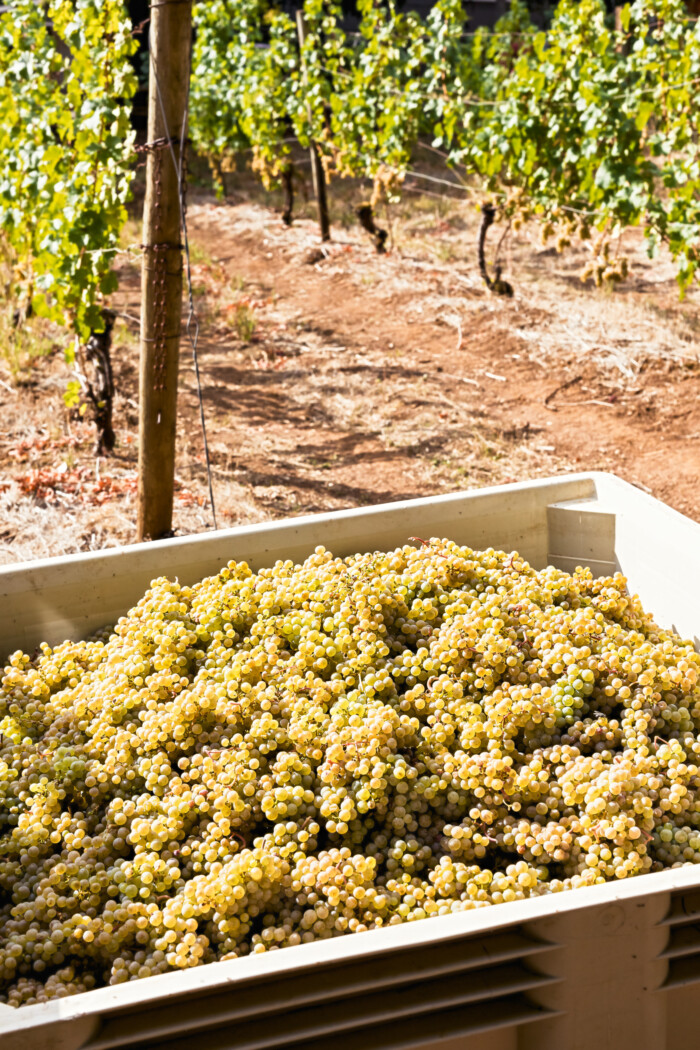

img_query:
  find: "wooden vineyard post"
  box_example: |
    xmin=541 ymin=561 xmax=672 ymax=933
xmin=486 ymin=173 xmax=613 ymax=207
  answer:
xmin=137 ymin=0 xmax=193 ymax=541
xmin=615 ymin=6 xmax=623 ymax=50
xmin=614 ymin=6 xmax=631 ymax=55
xmin=295 ymin=9 xmax=331 ymax=242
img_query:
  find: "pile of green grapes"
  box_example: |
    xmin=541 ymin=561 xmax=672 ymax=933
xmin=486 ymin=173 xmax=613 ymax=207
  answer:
xmin=1 ymin=539 xmax=699 ymax=1006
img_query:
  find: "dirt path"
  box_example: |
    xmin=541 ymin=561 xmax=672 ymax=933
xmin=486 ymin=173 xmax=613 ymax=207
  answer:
xmin=184 ymin=197 xmax=700 ymax=521
xmin=1 ymin=183 xmax=698 ymax=564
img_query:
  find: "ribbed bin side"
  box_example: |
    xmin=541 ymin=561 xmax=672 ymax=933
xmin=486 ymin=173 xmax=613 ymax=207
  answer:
xmin=6 ymin=852 xmax=700 ymax=1050
xmin=0 ymin=927 xmax=557 ymax=1050
xmin=520 ymin=892 xmax=670 ymax=1050
xmin=85 ymin=928 xmax=555 ymax=1050
xmin=661 ymin=886 xmax=700 ymax=1048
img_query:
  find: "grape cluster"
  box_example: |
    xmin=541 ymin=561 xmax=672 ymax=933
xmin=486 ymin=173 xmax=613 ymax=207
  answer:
xmin=1 ymin=539 xmax=699 ymax=1006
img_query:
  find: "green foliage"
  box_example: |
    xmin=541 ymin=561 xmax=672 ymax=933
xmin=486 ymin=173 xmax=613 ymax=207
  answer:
xmin=190 ymin=0 xmax=252 ymax=186
xmin=450 ymin=0 xmax=700 ymax=291
xmin=0 ymin=0 xmax=138 ymax=342
xmin=243 ymin=6 xmax=299 ymax=187
xmin=233 ymin=302 xmax=257 ymax=342
xmin=191 ymin=0 xmax=299 ymax=193
xmin=190 ymin=0 xmax=468 ymax=201
xmin=422 ymin=0 xmax=480 ymax=151
xmin=327 ymin=0 xmax=427 ymax=189
xmin=190 ymin=0 xmax=700 ymax=291
xmin=0 ymin=0 xmax=694 ymax=315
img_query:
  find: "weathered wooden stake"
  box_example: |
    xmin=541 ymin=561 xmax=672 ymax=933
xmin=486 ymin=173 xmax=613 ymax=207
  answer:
xmin=295 ymin=9 xmax=331 ymax=242
xmin=137 ymin=0 xmax=193 ymax=541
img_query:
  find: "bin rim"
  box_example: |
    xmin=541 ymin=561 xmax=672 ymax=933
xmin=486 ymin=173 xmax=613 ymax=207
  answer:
xmin=0 ymin=469 xmax=685 ymax=579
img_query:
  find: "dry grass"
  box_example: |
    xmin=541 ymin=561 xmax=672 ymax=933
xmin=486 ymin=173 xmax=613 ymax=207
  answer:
xmin=0 ymin=482 xmax=134 ymax=564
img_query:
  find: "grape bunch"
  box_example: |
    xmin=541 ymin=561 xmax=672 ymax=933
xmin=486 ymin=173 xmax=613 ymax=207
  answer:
xmin=1 ymin=539 xmax=699 ymax=1006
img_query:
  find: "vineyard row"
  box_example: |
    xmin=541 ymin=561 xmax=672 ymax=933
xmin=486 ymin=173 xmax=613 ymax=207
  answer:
xmin=1 ymin=0 xmax=699 ymax=363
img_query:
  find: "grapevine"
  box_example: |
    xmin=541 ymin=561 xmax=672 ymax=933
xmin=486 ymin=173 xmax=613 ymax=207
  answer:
xmin=189 ymin=0 xmax=253 ymax=195
xmin=448 ymin=0 xmax=700 ymax=291
xmin=0 ymin=0 xmax=138 ymax=359
xmin=190 ymin=0 xmax=700 ymax=291
xmin=191 ymin=0 xmax=302 ymax=197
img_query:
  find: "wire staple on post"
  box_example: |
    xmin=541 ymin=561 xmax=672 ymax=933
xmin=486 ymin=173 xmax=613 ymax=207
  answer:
xmin=133 ymin=137 xmax=180 ymax=155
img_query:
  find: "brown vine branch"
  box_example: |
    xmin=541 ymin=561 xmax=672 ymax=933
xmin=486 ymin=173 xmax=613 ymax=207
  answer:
xmin=478 ymin=203 xmax=513 ymax=297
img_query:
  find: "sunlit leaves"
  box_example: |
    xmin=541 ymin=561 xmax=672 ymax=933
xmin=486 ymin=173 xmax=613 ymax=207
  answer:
xmin=0 ymin=0 xmax=138 ymax=341
xmin=189 ymin=0 xmax=700 ymax=291
xmin=450 ymin=0 xmax=700 ymax=292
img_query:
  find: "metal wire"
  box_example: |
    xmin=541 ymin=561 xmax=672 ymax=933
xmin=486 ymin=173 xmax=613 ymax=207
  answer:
xmin=147 ymin=16 xmax=218 ymax=531
xmin=319 ymin=60 xmax=700 ymax=109
xmin=402 ymin=168 xmax=467 ymax=192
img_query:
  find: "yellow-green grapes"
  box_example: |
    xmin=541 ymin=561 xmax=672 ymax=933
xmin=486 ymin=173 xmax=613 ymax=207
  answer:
xmin=1 ymin=540 xmax=699 ymax=1005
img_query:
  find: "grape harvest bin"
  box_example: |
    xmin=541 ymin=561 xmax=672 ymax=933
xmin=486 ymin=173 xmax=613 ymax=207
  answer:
xmin=1 ymin=472 xmax=699 ymax=1050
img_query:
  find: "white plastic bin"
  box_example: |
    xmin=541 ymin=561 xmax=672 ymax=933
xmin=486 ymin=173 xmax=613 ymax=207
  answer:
xmin=0 ymin=472 xmax=699 ymax=1050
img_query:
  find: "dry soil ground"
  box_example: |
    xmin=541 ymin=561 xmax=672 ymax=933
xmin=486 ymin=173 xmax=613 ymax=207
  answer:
xmin=1 ymin=164 xmax=699 ymax=564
